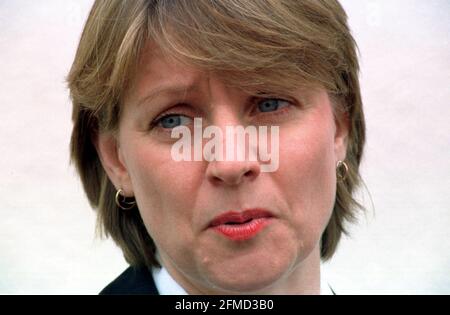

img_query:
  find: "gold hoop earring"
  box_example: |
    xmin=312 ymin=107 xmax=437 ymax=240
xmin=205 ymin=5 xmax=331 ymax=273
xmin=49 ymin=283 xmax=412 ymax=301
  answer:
xmin=336 ymin=160 xmax=349 ymax=182
xmin=115 ymin=189 xmax=136 ymax=210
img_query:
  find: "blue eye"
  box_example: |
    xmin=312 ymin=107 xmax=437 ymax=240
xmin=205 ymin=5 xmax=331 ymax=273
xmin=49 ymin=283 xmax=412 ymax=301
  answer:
xmin=257 ymin=98 xmax=290 ymax=113
xmin=156 ymin=114 xmax=192 ymax=129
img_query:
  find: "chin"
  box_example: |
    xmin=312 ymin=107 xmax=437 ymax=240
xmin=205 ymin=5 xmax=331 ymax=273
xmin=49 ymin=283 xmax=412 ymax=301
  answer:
xmin=197 ymin=247 xmax=295 ymax=294
xmin=211 ymin=272 xmax=286 ymax=294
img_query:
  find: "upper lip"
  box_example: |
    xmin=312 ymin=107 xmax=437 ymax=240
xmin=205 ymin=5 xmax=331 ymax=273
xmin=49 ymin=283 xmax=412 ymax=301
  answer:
xmin=208 ymin=209 xmax=274 ymax=228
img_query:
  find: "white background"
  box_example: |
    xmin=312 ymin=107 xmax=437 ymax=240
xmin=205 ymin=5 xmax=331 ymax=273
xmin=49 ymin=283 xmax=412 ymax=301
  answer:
xmin=0 ymin=0 xmax=449 ymax=294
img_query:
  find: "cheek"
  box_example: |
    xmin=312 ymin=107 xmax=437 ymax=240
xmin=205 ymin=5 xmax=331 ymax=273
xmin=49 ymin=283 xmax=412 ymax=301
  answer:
xmin=124 ymin=141 xmax=201 ymax=246
xmin=278 ymin=114 xmax=337 ymax=246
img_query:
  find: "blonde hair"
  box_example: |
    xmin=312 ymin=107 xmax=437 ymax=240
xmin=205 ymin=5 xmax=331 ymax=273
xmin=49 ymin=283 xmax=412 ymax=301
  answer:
xmin=68 ymin=0 xmax=365 ymax=267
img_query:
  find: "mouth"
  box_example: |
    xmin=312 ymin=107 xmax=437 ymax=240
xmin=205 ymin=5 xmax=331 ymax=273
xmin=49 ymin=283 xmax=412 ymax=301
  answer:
xmin=208 ymin=209 xmax=274 ymax=241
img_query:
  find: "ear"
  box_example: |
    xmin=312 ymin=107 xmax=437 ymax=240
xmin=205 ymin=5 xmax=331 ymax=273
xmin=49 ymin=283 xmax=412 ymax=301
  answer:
xmin=334 ymin=111 xmax=350 ymax=162
xmin=93 ymin=132 xmax=134 ymax=197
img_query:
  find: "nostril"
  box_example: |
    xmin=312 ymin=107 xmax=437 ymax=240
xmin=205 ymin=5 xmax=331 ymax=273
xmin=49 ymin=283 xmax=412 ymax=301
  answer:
xmin=244 ymin=169 xmax=257 ymax=179
xmin=207 ymin=160 xmax=260 ymax=186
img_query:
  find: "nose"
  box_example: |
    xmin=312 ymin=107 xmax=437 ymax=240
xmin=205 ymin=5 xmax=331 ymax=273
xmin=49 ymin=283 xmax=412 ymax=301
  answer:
xmin=206 ymin=159 xmax=261 ymax=186
xmin=203 ymin=76 xmax=263 ymax=186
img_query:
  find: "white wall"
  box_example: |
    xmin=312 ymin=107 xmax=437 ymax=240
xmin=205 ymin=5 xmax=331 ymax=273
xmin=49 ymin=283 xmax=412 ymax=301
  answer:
xmin=0 ymin=0 xmax=449 ymax=294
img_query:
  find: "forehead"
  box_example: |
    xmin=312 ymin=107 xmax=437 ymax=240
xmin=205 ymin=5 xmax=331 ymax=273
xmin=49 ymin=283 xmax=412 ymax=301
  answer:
xmin=125 ymin=41 xmax=321 ymax=109
xmin=128 ymin=42 xmax=206 ymax=101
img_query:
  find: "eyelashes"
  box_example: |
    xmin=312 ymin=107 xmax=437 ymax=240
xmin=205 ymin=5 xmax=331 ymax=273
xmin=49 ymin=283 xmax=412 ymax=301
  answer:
xmin=150 ymin=97 xmax=294 ymax=132
xmin=154 ymin=114 xmax=192 ymax=129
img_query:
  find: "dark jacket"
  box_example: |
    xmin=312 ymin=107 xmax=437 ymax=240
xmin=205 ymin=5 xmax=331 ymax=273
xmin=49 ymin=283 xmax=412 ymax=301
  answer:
xmin=100 ymin=266 xmax=159 ymax=295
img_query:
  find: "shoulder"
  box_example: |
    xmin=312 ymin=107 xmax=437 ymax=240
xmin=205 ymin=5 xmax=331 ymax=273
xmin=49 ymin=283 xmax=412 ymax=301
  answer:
xmin=99 ymin=265 xmax=159 ymax=295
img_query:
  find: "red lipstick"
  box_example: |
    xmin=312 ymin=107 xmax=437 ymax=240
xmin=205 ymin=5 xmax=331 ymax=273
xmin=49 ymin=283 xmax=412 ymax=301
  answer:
xmin=209 ymin=209 xmax=273 ymax=241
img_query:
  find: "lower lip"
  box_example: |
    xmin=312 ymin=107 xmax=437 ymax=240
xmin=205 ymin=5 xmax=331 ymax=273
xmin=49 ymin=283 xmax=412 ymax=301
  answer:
xmin=212 ymin=218 xmax=272 ymax=241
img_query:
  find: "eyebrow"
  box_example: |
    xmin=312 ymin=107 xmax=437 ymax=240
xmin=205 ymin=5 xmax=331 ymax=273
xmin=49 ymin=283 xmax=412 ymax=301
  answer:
xmin=136 ymin=84 xmax=197 ymax=108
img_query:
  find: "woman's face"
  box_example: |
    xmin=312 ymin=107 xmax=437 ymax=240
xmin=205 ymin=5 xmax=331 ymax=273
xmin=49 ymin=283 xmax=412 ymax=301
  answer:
xmin=98 ymin=44 xmax=348 ymax=294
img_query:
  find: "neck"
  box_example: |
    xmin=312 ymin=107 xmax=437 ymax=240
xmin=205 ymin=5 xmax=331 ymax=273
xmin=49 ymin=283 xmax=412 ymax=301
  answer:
xmin=158 ymin=245 xmax=321 ymax=295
